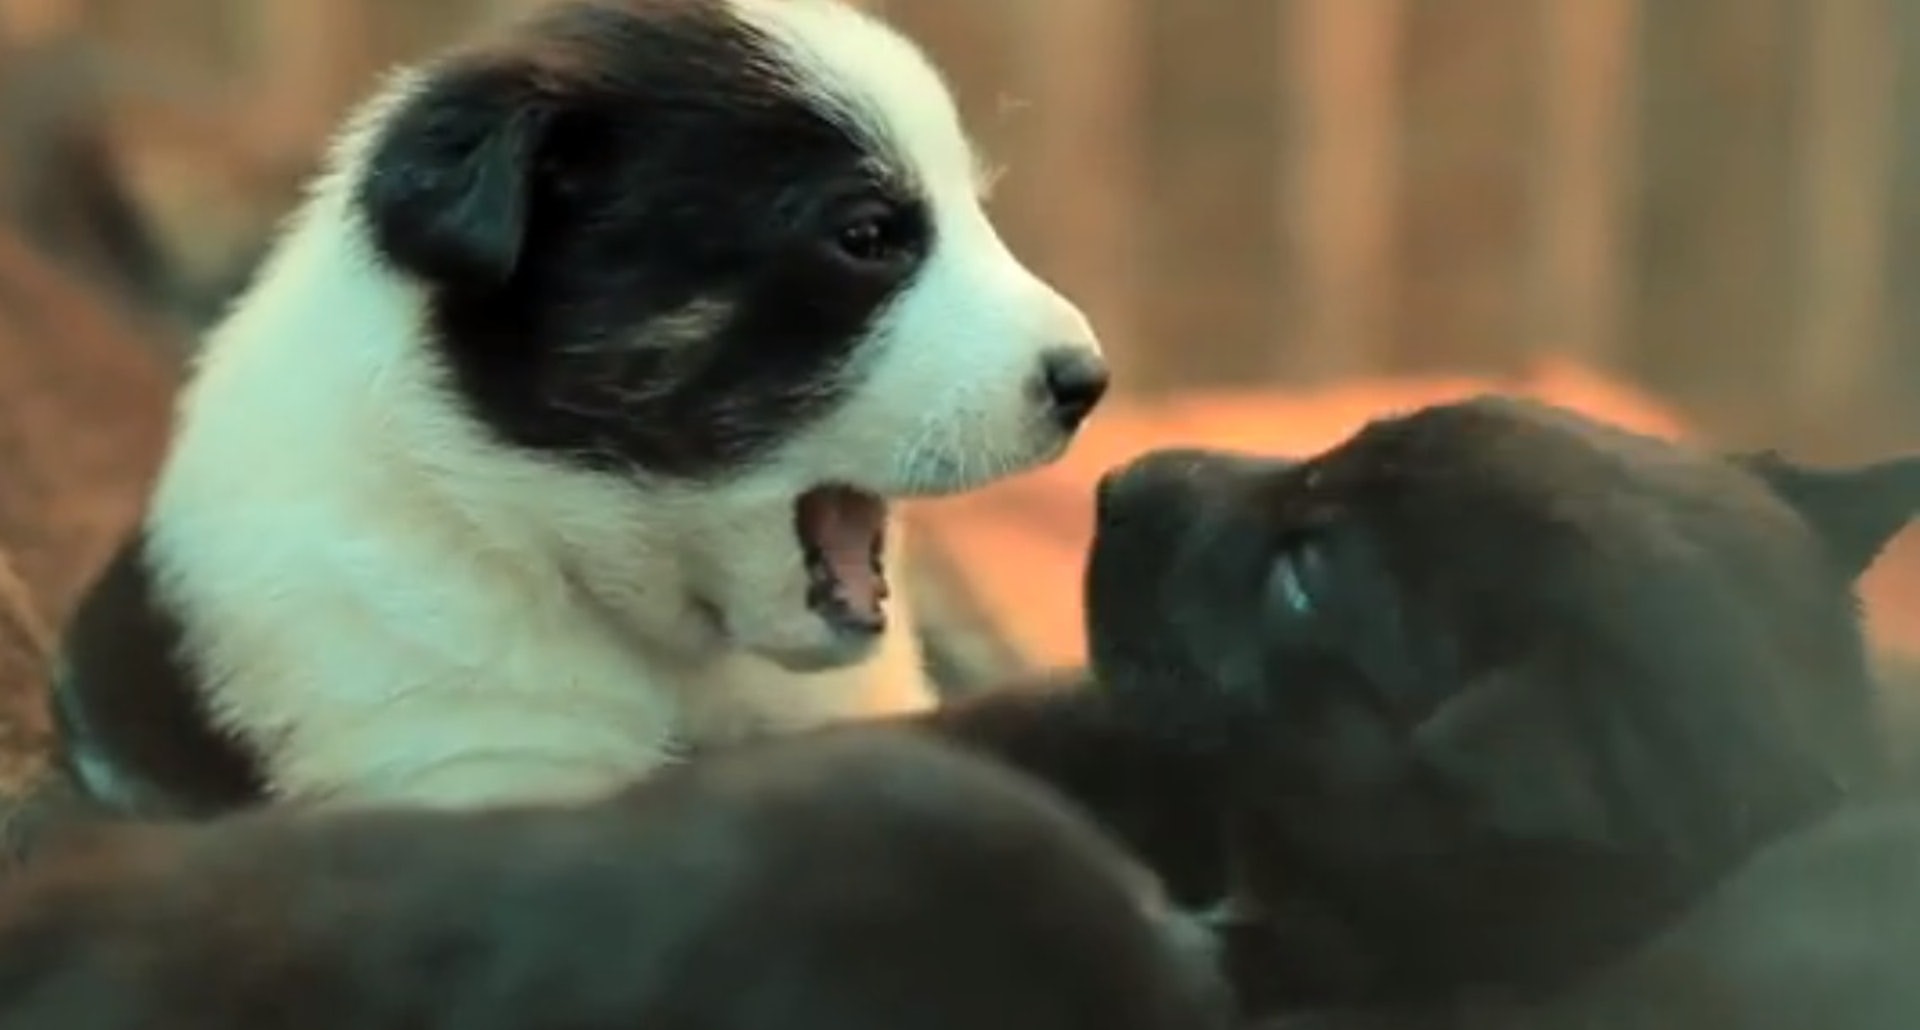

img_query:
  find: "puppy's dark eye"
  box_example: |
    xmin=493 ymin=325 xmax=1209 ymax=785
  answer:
xmin=829 ymin=199 xmax=924 ymax=269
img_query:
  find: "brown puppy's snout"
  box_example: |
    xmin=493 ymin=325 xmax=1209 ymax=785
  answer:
xmin=1088 ymin=448 xmax=1300 ymax=673
xmin=1097 ymin=449 xmax=1223 ymax=524
xmin=1088 ymin=451 xmax=1249 ymax=655
xmin=1096 ymin=449 xmax=1296 ymax=537
xmin=1093 ymin=465 xmax=1125 ymax=525
xmin=1089 ymin=449 xmax=1306 ymax=754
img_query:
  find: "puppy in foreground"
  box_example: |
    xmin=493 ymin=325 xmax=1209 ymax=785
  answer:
xmin=1077 ymin=395 xmax=1920 ymax=1012
xmin=0 ymin=729 xmax=1229 ymax=1030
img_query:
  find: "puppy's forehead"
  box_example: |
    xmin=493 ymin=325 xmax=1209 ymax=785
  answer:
xmin=1327 ymin=397 xmax=1816 ymax=572
xmin=1341 ymin=396 xmax=1692 ymax=494
xmin=502 ymin=1 xmax=981 ymax=200
xmin=726 ymin=0 xmax=983 ymax=196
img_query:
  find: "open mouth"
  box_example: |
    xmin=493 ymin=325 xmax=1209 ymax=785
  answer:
xmin=794 ymin=484 xmax=891 ymax=636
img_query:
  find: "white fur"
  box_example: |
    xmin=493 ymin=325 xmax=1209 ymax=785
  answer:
xmin=143 ymin=0 xmax=1100 ymax=809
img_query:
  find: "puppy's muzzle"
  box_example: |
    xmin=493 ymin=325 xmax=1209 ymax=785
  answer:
xmin=1094 ymin=448 xmax=1295 ymax=541
xmin=1086 ymin=448 xmax=1302 ymax=740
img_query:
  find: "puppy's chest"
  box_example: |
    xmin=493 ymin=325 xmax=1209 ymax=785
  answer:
xmin=227 ymin=601 xmax=928 ymax=806
xmin=222 ymin=612 xmax=675 ymax=804
xmin=676 ymin=659 xmax=897 ymax=746
xmin=677 ymin=604 xmax=938 ymax=745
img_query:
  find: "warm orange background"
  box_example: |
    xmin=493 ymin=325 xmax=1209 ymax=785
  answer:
xmin=912 ymin=360 xmax=1920 ymax=671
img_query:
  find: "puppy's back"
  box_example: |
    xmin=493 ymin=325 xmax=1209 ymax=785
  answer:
xmin=0 ymin=727 xmax=1230 ymax=1030
xmin=1459 ymin=801 xmax=1920 ymax=1030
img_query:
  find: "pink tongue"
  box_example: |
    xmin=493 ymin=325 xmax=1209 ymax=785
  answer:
xmin=798 ymin=488 xmax=888 ymax=615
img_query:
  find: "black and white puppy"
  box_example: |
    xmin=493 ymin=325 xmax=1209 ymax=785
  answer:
xmin=1080 ymin=395 xmax=1920 ymax=1010
xmin=55 ymin=0 xmax=1108 ymax=814
xmin=0 ymin=727 xmax=1232 ymax=1030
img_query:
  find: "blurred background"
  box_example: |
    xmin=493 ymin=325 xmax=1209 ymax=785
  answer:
xmin=3 ymin=0 xmax=1919 ymax=683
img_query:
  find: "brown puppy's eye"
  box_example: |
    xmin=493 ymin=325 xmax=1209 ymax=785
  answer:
xmin=1268 ymin=540 xmax=1318 ymax=616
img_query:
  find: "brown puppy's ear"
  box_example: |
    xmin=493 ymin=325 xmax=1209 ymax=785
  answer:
xmin=1410 ymin=670 xmax=1615 ymax=848
xmin=1734 ymin=452 xmax=1920 ymax=578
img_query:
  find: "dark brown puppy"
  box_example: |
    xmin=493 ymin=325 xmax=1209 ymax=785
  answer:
xmin=907 ymin=667 xmax=1234 ymax=909
xmin=0 ymin=726 xmax=1231 ymax=1030
xmin=1081 ymin=395 xmax=1920 ymax=1009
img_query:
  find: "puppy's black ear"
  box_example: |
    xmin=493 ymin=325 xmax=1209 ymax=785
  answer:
xmin=1735 ymin=451 xmax=1920 ymax=578
xmin=356 ymin=64 xmax=556 ymax=288
xmin=1412 ymin=672 xmax=1617 ymax=848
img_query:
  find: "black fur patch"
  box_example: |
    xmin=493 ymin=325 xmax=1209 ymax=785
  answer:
xmin=1083 ymin=395 xmax=1915 ymax=1007
xmin=356 ymin=0 xmax=936 ymax=479
xmin=52 ymin=533 xmax=262 ymax=816
xmin=0 ymin=729 xmax=1233 ymax=1030
xmin=900 ymin=671 xmax=1234 ymax=909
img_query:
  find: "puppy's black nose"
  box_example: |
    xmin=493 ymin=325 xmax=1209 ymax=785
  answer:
xmin=1041 ymin=348 xmax=1110 ymax=431
xmin=1098 ymin=448 xmax=1298 ymax=530
xmin=1095 ymin=452 xmax=1194 ymax=531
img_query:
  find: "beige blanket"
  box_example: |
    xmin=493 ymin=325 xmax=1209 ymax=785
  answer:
xmin=0 ymin=228 xmax=175 ymax=805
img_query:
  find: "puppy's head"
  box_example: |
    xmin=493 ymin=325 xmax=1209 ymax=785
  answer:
xmin=1085 ymin=396 xmax=1920 ymax=985
xmin=349 ymin=0 xmax=1104 ymax=670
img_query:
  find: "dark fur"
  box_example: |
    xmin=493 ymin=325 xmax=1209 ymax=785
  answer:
xmin=1517 ymin=799 xmax=1920 ymax=1030
xmin=900 ymin=671 xmax=1234 ymax=909
xmin=0 ymin=727 xmax=1232 ymax=1030
xmin=1073 ymin=395 xmax=1920 ymax=1010
xmin=52 ymin=537 xmax=261 ymax=817
xmin=666 ymin=667 xmax=1232 ymax=909
xmin=361 ymin=0 xmax=939 ymax=478
xmin=1263 ymin=801 xmax=1920 ymax=1030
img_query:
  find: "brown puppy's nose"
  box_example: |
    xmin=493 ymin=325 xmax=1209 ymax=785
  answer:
xmin=1096 ymin=449 xmax=1302 ymax=531
xmin=1095 ymin=466 xmax=1122 ymax=521
xmin=1040 ymin=347 xmax=1110 ymax=431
